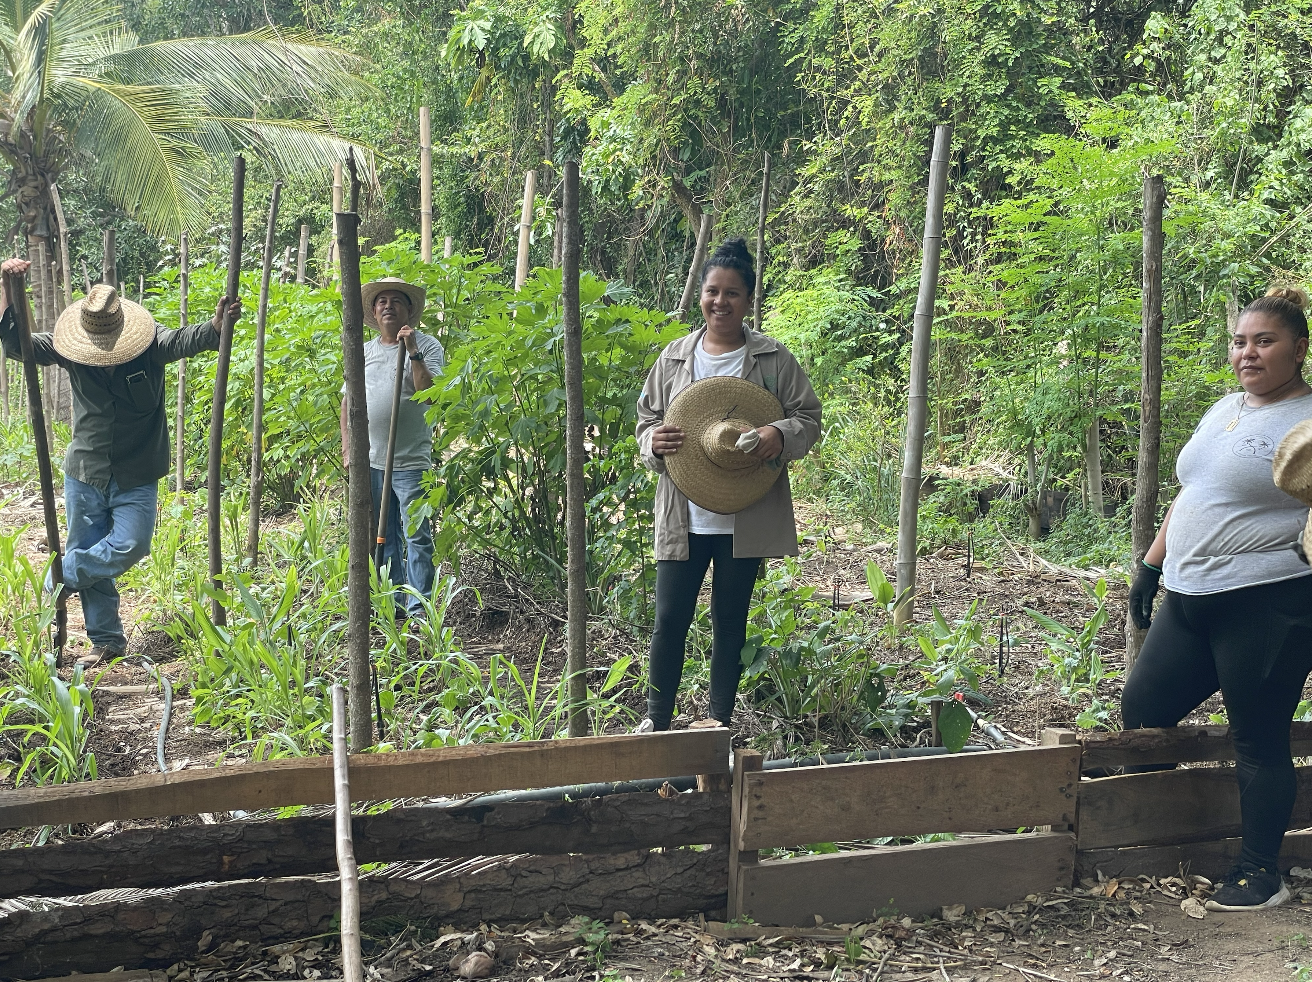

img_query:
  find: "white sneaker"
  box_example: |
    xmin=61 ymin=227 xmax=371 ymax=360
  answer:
xmin=634 ymin=718 xmax=655 ymax=734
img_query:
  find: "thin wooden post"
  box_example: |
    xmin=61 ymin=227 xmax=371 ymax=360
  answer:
xmin=337 ymin=171 xmax=374 ymax=753
xmin=101 ymin=229 xmax=116 ymax=289
xmin=175 ymin=233 xmax=189 ymax=492
xmin=443 ymin=236 xmax=453 ymax=259
xmin=6 ymin=269 xmax=67 ymax=666
xmin=331 ymin=685 xmax=364 ymax=982
xmin=1085 ymin=418 xmax=1104 ymax=517
xmin=419 ymin=107 xmax=433 ymax=263
xmin=50 ymin=183 xmax=73 ymax=308
xmin=1127 ymin=174 xmax=1165 ymax=670
xmin=561 ymin=161 xmax=587 ymax=737
xmin=676 ymin=213 xmax=713 ymax=322
xmin=729 ymin=748 xmax=763 ymax=921
xmin=894 ymin=124 xmax=952 ymax=628
xmin=1 ymin=348 xmax=8 ymax=424
xmin=326 ymin=162 xmax=343 ymax=280
xmin=49 ymin=259 xmax=67 ymax=424
xmin=281 ymin=245 xmax=291 ymax=283
xmin=34 ymin=240 xmax=54 ymax=447
xmin=297 ymin=224 xmax=309 ymax=284
xmin=753 ymin=152 xmax=771 ymax=331
xmin=208 ymin=155 xmax=245 ymax=627
xmin=514 ymin=170 xmax=536 ymax=289
xmin=139 ymin=274 xmax=145 ymax=303
xmin=247 ymin=181 xmax=282 ymax=564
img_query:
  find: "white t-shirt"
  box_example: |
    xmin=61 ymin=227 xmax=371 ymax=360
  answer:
xmin=342 ymin=332 xmax=447 ymax=470
xmin=687 ymin=339 xmax=747 ymax=535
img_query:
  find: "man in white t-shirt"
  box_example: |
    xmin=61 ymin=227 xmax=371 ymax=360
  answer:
xmin=340 ymin=277 xmax=445 ymax=618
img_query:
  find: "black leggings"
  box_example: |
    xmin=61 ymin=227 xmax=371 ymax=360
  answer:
xmin=647 ymin=534 xmax=760 ymax=729
xmin=1121 ymin=575 xmax=1312 ymax=869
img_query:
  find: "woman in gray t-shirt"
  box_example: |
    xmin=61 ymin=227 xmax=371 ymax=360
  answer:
xmin=1122 ymin=286 xmax=1312 ymax=912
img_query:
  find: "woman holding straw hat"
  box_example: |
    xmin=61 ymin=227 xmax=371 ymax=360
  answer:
xmin=0 ymin=256 xmax=241 ymax=665
xmin=635 ymin=238 xmax=821 ymax=732
xmin=1123 ymin=285 xmax=1312 ymax=911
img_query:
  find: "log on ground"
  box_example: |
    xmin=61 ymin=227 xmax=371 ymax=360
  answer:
xmin=0 ymin=847 xmax=726 ymax=979
xmin=0 ymin=791 xmax=729 ymax=899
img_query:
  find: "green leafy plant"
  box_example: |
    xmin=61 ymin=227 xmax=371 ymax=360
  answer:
xmin=1027 ymin=579 xmax=1119 ymax=716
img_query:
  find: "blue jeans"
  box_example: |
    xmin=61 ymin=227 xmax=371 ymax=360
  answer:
xmin=63 ymin=476 xmax=157 ymax=652
xmin=369 ymin=468 xmax=434 ymax=616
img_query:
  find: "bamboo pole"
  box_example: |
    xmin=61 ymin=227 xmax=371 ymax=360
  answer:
xmin=101 ymin=229 xmax=116 ymax=289
xmin=676 ymin=213 xmax=713 ymax=322
xmin=326 ymin=162 xmax=343 ymax=280
xmin=6 ymin=268 xmax=67 ymax=666
xmin=337 ymin=159 xmax=374 ymax=753
xmin=753 ymin=152 xmax=771 ymax=331
xmin=297 ymin=224 xmax=309 ymax=284
xmin=175 ymin=233 xmax=189 ymax=492
xmin=419 ymin=107 xmax=433 ymax=263
xmin=281 ymin=245 xmax=291 ymax=283
xmin=561 ymin=161 xmax=587 ymax=737
xmin=443 ymin=236 xmax=453 ymax=260
xmin=514 ymin=170 xmax=536 ymax=289
xmin=331 ymin=685 xmax=365 ymax=982
xmin=1085 ymin=418 xmax=1104 ymax=517
xmin=208 ymin=155 xmax=245 ymax=628
xmin=1127 ymin=174 xmax=1165 ymax=670
xmin=894 ymin=124 xmax=952 ymax=628
xmin=247 ymin=181 xmax=282 ymax=565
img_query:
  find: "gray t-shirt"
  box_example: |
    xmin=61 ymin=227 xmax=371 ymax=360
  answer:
xmin=1165 ymin=391 xmax=1312 ymax=595
xmin=348 ymin=333 xmax=446 ymax=471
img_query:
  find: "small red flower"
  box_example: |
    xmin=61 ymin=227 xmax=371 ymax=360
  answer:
xmin=953 ymin=692 xmax=964 ymax=702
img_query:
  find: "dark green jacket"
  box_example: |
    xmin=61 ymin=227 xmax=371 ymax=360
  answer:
xmin=0 ymin=308 xmax=221 ymax=490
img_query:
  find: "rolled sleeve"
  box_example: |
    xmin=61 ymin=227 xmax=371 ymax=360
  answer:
xmin=770 ymin=351 xmax=822 ymax=462
xmin=0 ymin=307 xmax=61 ymax=366
xmin=636 ymin=367 xmax=668 ymax=474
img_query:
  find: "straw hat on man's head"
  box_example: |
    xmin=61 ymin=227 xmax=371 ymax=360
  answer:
xmin=53 ymin=284 xmax=156 ymax=367
xmin=361 ymin=277 xmax=426 ymax=330
xmin=664 ymin=376 xmax=786 ymax=515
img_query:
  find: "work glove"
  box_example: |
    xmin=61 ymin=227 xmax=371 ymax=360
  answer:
xmin=1128 ymin=561 xmax=1162 ymax=631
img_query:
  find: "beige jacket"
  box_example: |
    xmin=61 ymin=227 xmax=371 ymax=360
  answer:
xmin=636 ymin=327 xmax=822 ymax=560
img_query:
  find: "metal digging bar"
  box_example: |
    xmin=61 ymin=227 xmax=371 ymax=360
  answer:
xmin=7 ymin=268 xmax=67 ymax=666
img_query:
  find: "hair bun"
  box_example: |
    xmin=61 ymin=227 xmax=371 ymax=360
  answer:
xmin=1266 ymin=285 xmax=1310 ymax=311
xmin=712 ymin=237 xmax=753 ymax=264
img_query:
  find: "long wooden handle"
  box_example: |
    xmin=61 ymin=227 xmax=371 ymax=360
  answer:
xmin=373 ymin=338 xmax=408 ymax=572
xmin=5 ymin=269 xmax=67 ymax=662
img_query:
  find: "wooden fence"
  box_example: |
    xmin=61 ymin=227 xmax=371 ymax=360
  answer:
xmin=4 ymin=721 xmax=1312 ymax=975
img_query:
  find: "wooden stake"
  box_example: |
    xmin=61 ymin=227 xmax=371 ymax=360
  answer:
xmin=894 ymin=124 xmax=952 ymax=628
xmin=281 ymin=245 xmax=291 ymax=283
xmin=337 ymin=171 xmax=374 ymax=753
xmin=175 ymin=233 xmax=189 ymax=492
xmin=49 ymin=182 xmax=73 ymax=307
xmin=138 ymin=274 xmax=145 ymax=303
xmin=247 ymin=182 xmax=282 ymax=564
xmin=1127 ymin=174 xmax=1165 ymax=670
xmin=6 ymin=268 xmax=67 ymax=666
xmin=297 ymin=224 xmax=309 ymax=284
xmin=34 ymin=240 xmax=54 ymax=447
xmin=753 ymin=152 xmax=771 ymax=331
xmin=419 ymin=106 xmax=433 ymax=263
xmin=208 ymin=155 xmax=245 ymax=627
xmin=1 ymin=347 xmax=8 ymax=424
xmin=514 ymin=170 xmax=536 ymax=290
xmin=1085 ymin=417 xmax=1104 ymax=517
xmin=561 ymin=160 xmax=587 ymax=737
xmin=443 ymin=236 xmax=453 ymax=259
xmin=331 ymin=685 xmax=364 ymax=982
xmin=326 ymin=162 xmax=343 ymax=280
xmin=676 ymin=212 xmax=713 ymax=322
xmin=81 ymin=260 xmax=91 ymax=294
xmin=101 ymin=229 xmax=116 ymax=289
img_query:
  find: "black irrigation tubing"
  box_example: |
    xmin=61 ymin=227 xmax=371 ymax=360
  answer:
xmin=459 ymin=744 xmax=993 ymax=808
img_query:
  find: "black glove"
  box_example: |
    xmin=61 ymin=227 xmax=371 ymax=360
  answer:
xmin=1128 ymin=562 xmax=1162 ymax=630
xmin=1296 ymin=529 xmax=1308 ymax=565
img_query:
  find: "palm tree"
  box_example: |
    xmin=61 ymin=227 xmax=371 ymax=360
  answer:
xmin=0 ymin=0 xmax=372 ymax=311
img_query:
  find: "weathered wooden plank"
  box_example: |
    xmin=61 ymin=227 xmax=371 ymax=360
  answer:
xmin=0 ymin=729 xmax=729 ymax=830
xmin=0 ymin=847 xmax=727 ymax=979
xmin=738 ymin=747 xmax=1079 ymax=851
xmin=0 ymin=791 xmax=729 ymax=899
xmin=739 ymin=833 xmax=1076 ymax=925
xmin=1076 ymin=831 xmax=1312 ymax=882
xmin=1072 ymin=722 xmax=1312 ymax=771
xmin=1077 ymin=766 xmax=1312 ymax=850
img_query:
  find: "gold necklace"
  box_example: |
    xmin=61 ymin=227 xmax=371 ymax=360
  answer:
xmin=1225 ymin=394 xmax=1249 ymax=431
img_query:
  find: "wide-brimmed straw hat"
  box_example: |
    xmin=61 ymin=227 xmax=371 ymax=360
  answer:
xmin=361 ymin=277 xmax=425 ymax=330
xmin=664 ymin=376 xmax=786 ymax=515
xmin=1275 ymin=420 xmax=1312 ymax=507
xmin=52 ymin=284 xmax=156 ymax=367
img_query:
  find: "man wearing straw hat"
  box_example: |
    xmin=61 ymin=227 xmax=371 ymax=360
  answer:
xmin=0 ymin=256 xmax=242 ymax=665
xmin=339 ymin=276 xmax=445 ymax=620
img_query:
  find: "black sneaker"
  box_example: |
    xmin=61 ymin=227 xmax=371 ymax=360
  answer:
xmin=1204 ymin=864 xmax=1290 ymax=911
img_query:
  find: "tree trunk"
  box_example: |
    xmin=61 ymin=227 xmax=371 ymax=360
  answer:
xmin=514 ymin=170 xmax=537 ymax=290
xmin=175 ymin=233 xmax=189 ymax=493
xmin=0 ymin=849 xmax=727 ymax=978
xmin=337 ymin=205 xmax=374 ymax=752
xmin=246 ymin=182 xmax=282 ymax=565
xmin=894 ymin=124 xmax=952 ymax=628
xmin=419 ymin=107 xmax=433 ymax=263
xmin=444 ymin=236 xmax=454 ymax=259
xmin=754 ymin=152 xmax=771 ymax=331
xmin=1127 ymin=174 xmax=1165 ymax=671
xmin=208 ymin=156 xmax=246 ymax=628
xmin=297 ymin=224 xmax=309 ymax=284
xmin=101 ymin=229 xmax=116 ymax=289
xmin=561 ymin=161 xmax=587 ymax=737
xmin=1085 ymin=416 xmax=1104 ymax=517
xmin=676 ymin=213 xmax=713 ymax=322
xmin=325 ymin=161 xmax=343 ymax=281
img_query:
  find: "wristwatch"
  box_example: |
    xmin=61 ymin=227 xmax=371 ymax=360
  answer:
xmin=409 ymin=348 xmax=424 ymax=362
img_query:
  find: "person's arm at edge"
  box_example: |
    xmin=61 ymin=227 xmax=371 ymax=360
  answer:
xmin=0 ymin=260 xmax=61 ymax=366
xmin=1143 ymin=500 xmax=1175 ymax=569
xmin=766 ymin=347 xmax=822 ymax=463
xmin=636 ymin=360 xmax=668 ymax=474
xmin=154 ymin=296 xmax=243 ymax=363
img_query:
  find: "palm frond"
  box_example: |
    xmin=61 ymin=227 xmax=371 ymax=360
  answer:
xmin=62 ymin=75 xmax=209 ymax=232
xmin=100 ymin=29 xmax=374 ymax=118
xmin=200 ymin=115 xmax=372 ymax=179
